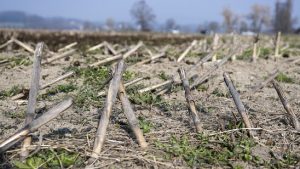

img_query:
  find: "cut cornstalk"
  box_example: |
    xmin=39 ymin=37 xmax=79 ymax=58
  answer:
xmin=98 ymin=77 xmax=146 ymax=96
xmin=40 ymin=71 xmax=75 ymax=89
xmin=274 ymin=32 xmax=281 ymax=59
xmin=104 ymin=42 xmax=117 ymax=55
xmin=252 ymin=42 xmax=258 ymax=63
xmin=89 ymin=60 xmax=124 ymax=162
xmin=138 ymin=80 xmax=173 ymax=93
xmin=211 ymin=34 xmax=219 ymax=61
xmin=118 ymin=82 xmax=147 ymax=148
xmin=0 ymin=98 xmax=73 ymax=153
xmin=42 ymin=49 xmax=76 ymax=64
xmin=178 ymin=68 xmax=203 ymax=133
xmin=272 ymin=80 xmax=300 ymax=131
xmin=12 ymin=38 xmax=35 ymax=54
xmin=177 ymin=40 xmax=197 ymax=62
xmin=223 ymin=72 xmax=254 ymax=137
xmin=87 ymin=42 xmax=105 ymax=52
xmin=0 ymin=39 xmax=13 ymax=50
xmin=134 ymin=52 xmax=165 ymax=66
xmin=20 ymin=42 xmax=44 ymax=160
xmin=57 ymin=42 xmax=77 ymax=53
xmin=251 ymin=69 xmax=279 ymax=93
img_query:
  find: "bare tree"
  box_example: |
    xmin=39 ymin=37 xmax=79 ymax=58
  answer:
xmin=239 ymin=20 xmax=249 ymax=33
xmin=105 ymin=18 xmax=115 ymax=31
xmin=165 ymin=18 xmax=178 ymax=32
xmin=131 ymin=0 xmax=156 ymax=31
xmin=248 ymin=4 xmax=271 ymax=33
xmin=222 ymin=7 xmax=238 ymax=33
xmin=274 ymin=0 xmax=295 ymax=33
xmin=208 ymin=21 xmax=220 ymax=33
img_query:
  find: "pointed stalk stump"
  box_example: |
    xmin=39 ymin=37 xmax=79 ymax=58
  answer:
xmin=118 ymin=82 xmax=148 ymax=148
xmin=223 ymin=72 xmax=254 ymax=137
xmin=272 ymin=80 xmax=300 ymax=131
xmin=178 ymin=68 xmax=203 ymax=133
xmin=88 ymin=60 xmax=125 ymax=164
xmin=20 ymin=42 xmax=44 ymax=160
xmin=274 ymin=32 xmax=281 ymax=59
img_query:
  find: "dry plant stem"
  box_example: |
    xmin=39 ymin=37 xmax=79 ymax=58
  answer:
xmin=0 ymin=98 xmax=73 ymax=153
xmin=87 ymin=42 xmax=105 ymax=52
xmin=252 ymin=42 xmax=258 ymax=63
xmin=274 ymin=32 xmax=281 ymax=59
xmin=223 ymin=72 xmax=254 ymax=137
xmin=123 ymin=41 xmax=143 ymax=59
xmin=12 ymin=38 xmax=35 ymax=54
xmin=40 ymin=71 xmax=75 ymax=89
xmin=43 ymin=49 xmax=76 ymax=64
xmin=252 ymin=69 xmax=279 ymax=93
xmin=98 ymin=77 xmax=146 ymax=96
xmin=89 ymin=60 xmax=125 ymax=162
xmin=212 ymin=34 xmax=219 ymax=61
xmin=90 ymin=54 xmax=122 ymax=67
xmin=134 ymin=52 xmax=165 ymax=66
xmin=90 ymin=42 xmax=143 ymax=67
xmin=138 ymin=79 xmax=173 ymax=93
xmin=118 ymin=82 xmax=148 ymax=148
xmin=57 ymin=42 xmax=77 ymax=53
xmin=190 ymin=52 xmax=233 ymax=89
xmin=20 ymin=42 xmax=44 ymax=160
xmin=0 ymin=39 xmax=13 ymax=50
xmin=177 ymin=40 xmax=197 ymax=62
xmin=11 ymin=71 xmax=75 ymax=101
xmin=178 ymin=68 xmax=203 ymax=133
xmin=104 ymin=42 xmax=117 ymax=55
xmin=272 ymin=80 xmax=300 ymax=131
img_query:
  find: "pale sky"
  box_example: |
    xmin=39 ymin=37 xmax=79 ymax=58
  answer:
xmin=0 ymin=0 xmax=299 ymax=25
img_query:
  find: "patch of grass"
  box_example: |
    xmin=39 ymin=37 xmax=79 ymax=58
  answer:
xmin=259 ymin=47 xmax=271 ymax=59
xmin=0 ymin=85 xmax=24 ymax=99
xmin=129 ymin=91 xmax=162 ymax=106
xmin=158 ymin=71 xmax=170 ymax=81
xmin=138 ymin=117 xmax=153 ymax=133
xmin=155 ymin=134 xmax=261 ymax=168
xmin=212 ymin=88 xmax=228 ymax=97
xmin=13 ymin=149 xmax=83 ymax=169
xmin=41 ymin=83 xmax=77 ymax=99
xmin=237 ymin=49 xmax=252 ymax=60
xmin=7 ymin=57 xmax=32 ymax=68
xmin=123 ymin=70 xmax=136 ymax=81
xmin=72 ymin=66 xmax=111 ymax=108
xmin=275 ymin=72 xmax=294 ymax=84
xmin=4 ymin=111 xmax=25 ymax=119
xmin=197 ymin=84 xmax=208 ymax=92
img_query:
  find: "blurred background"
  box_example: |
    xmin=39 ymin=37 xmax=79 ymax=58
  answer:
xmin=0 ymin=0 xmax=299 ymax=34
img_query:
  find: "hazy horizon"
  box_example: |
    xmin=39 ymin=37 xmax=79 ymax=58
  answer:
xmin=0 ymin=0 xmax=299 ymax=26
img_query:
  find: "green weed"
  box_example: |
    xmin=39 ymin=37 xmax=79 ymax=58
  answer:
xmin=275 ymin=72 xmax=294 ymax=84
xmin=138 ymin=117 xmax=153 ymax=133
xmin=13 ymin=149 xmax=83 ymax=169
xmin=0 ymin=85 xmax=24 ymax=99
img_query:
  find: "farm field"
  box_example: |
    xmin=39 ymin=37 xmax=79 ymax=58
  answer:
xmin=0 ymin=30 xmax=300 ymax=168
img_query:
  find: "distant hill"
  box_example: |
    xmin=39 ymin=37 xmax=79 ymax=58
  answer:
xmin=0 ymin=11 xmax=99 ymax=30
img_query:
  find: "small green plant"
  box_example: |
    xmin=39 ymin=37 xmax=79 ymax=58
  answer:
xmin=275 ymin=72 xmax=294 ymax=83
xmin=129 ymin=91 xmax=162 ymax=106
xmin=13 ymin=149 xmax=82 ymax=169
xmin=42 ymin=83 xmax=76 ymax=99
xmin=138 ymin=117 xmax=153 ymax=133
xmin=155 ymin=134 xmax=262 ymax=168
xmin=4 ymin=111 xmax=25 ymax=119
xmin=212 ymin=88 xmax=228 ymax=97
xmin=7 ymin=57 xmax=32 ymax=68
xmin=123 ymin=70 xmax=136 ymax=81
xmin=158 ymin=71 xmax=170 ymax=81
xmin=0 ymin=85 xmax=24 ymax=99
